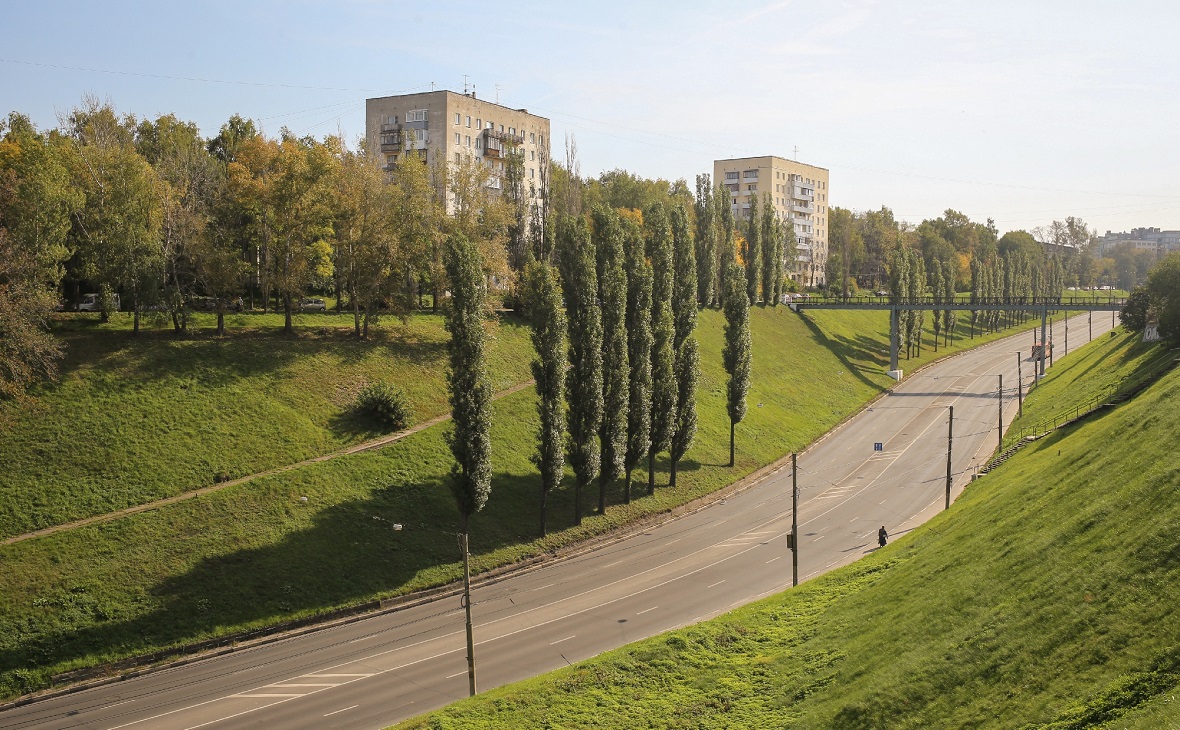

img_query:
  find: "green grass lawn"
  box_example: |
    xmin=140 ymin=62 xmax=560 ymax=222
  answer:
xmin=0 ymin=304 xmax=1063 ymax=698
xmin=1004 ymin=329 xmax=1176 ymax=448
xmin=396 ymin=333 xmax=1180 ymax=729
xmin=0 ymin=311 xmax=534 ymax=538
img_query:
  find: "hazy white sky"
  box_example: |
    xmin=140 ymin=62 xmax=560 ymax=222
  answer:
xmin=3 ymin=0 xmax=1177 ymax=234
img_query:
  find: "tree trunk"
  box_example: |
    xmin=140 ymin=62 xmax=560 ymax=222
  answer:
xmin=217 ymin=310 xmax=225 ymax=336
xmin=460 ymin=527 xmax=477 ymax=697
xmin=670 ymin=456 xmax=678 ymax=487
xmin=575 ymin=480 xmax=582 ymax=525
xmin=624 ymin=468 xmax=632 ymax=504
xmin=648 ymin=451 xmax=656 ymax=495
xmin=540 ymin=485 xmax=547 ymax=537
xmin=284 ymin=295 xmax=293 ymax=334
xmin=729 ymin=420 xmax=735 ymax=467
xmin=598 ymin=475 xmax=607 ymax=515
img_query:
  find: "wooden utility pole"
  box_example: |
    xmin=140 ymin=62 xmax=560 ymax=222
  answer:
xmin=998 ymin=374 xmax=1004 ymax=454
xmin=1016 ymin=353 xmax=1024 ymax=417
xmin=791 ymin=453 xmax=799 ymax=587
xmin=945 ymin=406 xmax=953 ymax=510
xmin=460 ymin=532 xmax=477 ymax=696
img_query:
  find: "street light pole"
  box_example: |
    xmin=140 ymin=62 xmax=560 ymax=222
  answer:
xmin=945 ymin=406 xmax=953 ymax=510
xmin=998 ymin=374 xmax=1004 ymax=454
xmin=791 ymin=453 xmax=798 ymax=587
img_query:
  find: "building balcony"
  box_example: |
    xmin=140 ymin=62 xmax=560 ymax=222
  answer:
xmin=486 ymin=177 xmax=503 ymax=190
xmin=742 ymin=174 xmax=759 ymax=183
xmin=380 ymin=138 xmax=403 ymax=152
xmin=793 ymin=201 xmax=814 ymax=214
xmin=380 ymin=123 xmax=400 ymax=133
xmin=792 ymin=188 xmax=814 ymax=201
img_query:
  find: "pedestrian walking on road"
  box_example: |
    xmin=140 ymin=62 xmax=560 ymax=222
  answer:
xmin=878 ymin=526 xmax=888 ymax=547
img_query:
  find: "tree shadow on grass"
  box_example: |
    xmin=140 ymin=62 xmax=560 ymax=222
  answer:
xmin=797 ymin=314 xmax=885 ymax=391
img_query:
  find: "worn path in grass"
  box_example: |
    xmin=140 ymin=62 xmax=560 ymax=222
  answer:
xmin=0 ymin=313 xmax=1115 ymax=729
xmin=1 ymin=380 xmax=537 ymax=548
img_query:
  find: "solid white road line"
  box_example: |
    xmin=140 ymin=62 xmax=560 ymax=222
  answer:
xmin=323 ymin=705 xmax=358 ymax=717
xmin=636 ymin=606 xmax=659 ymax=615
xmin=549 ymin=635 xmax=576 ymax=645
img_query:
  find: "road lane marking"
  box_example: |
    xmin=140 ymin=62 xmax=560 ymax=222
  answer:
xmin=305 ymin=674 xmax=373 ymax=677
xmin=324 ymin=705 xmax=358 ymax=717
xmin=765 ymin=556 xmax=781 ymax=563
xmin=233 ymin=693 xmax=305 ymax=698
xmin=446 ymin=671 xmax=466 ymax=679
xmin=549 ymin=635 xmax=576 ymax=645
xmin=529 ymin=583 xmax=555 ymax=592
xmin=637 ymin=606 xmax=659 ymax=614
xmin=266 ymin=683 xmax=338 ymax=687
xmin=707 ymin=580 xmax=726 ymax=588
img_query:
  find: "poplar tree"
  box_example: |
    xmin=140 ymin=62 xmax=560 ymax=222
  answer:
xmin=723 ymin=262 xmax=751 ymax=467
xmin=931 ymin=264 xmax=944 ymax=351
xmin=525 ymin=261 xmax=566 ymax=537
xmin=760 ymin=194 xmax=778 ymax=305
xmin=717 ymin=184 xmax=736 ymax=301
xmin=669 ymin=204 xmax=699 ymax=487
xmin=593 ymin=206 xmax=628 ymax=514
xmin=645 ymin=203 xmax=676 ymax=494
xmin=443 ymin=232 xmax=491 ymax=697
xmin=557 ymin=215 xmax=602 ymax=524
xmin=622 ymin=217 xmax=652 ymax=503
xmin=745 ymin=194 xmax=761 ymax=304
xmin=942 ymin=260 xmax=957 ymax=346
xmin=694 ymin=174 xmax=717 ymax=307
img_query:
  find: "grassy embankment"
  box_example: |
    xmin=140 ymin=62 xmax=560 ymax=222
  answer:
xmin=398 ymin=329 xmax=1180 ymax=729
xmin=0 ymin=305 xmax=1045 ymax=698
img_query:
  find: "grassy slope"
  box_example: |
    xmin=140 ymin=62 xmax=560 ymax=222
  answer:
xmin=398 ymin=331 xmax=1180 ymax=729
xmin=0 ymin=312 xmax=534 ymax=538
xmin=0 ymin=306 xmax=1041 ymax=698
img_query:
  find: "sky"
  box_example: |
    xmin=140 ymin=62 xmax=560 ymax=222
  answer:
xmin=2 ymin=0 xmax=1178 ymax=235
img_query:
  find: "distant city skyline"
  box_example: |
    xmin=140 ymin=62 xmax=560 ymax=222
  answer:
xmin=2 ymin=0 xmax=1176 ymax=235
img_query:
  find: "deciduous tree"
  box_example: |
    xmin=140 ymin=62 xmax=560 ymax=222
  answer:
xmin=645 ymin=203 xmax=676 ymax=494
xmin=622 ymin=216 xmax=652 ymax=503
xmin=525 ymin=260 xmax=566 ymax=536
xmin=593 ymin=205 xmax=628 ymax=514
xmin=722 ymin=263 xmax=751 ymax=466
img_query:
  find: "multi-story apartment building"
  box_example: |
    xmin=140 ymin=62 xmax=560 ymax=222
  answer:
xmin=713 ymin=156 xmax=830 ymax=288
xmin=366 ymin=90 xmax=551 ymax=215
xmin=1096 ymin=227 xmax=1180 ymax=257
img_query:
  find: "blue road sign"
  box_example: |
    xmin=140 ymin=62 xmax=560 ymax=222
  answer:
xmin=874 ymin=442 xmax=883 ymax=451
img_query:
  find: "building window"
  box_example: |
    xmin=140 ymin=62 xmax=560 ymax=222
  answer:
xmin=539 ymin=133 xmax=544 ymax=146
xmin=476 ymin=138 xmax=482 ymax=150
xmin=509 ymin=127 xmax=516 ymax=136
xmin=530 ymin=150 xmax=535 ymax=161
xmin=476 ymin=118 xmax=481 ymax=128
xmin=406 ymin=109 xmax=427 ymax=123
xmin=530 ymin=132 xmax=536 ymax=144
xmin=725 ymin=171 xmax=738 ymax=181
xmin=455 ymin=152 xmax=461 ymax=164
xmin=455 ymin=132 xmax=461 ymax=145
xmin=466 ymin=135 xmax=471 ymax=147
xmin=454 ymin=113 xmax=460 ymax=125
xmin=487 ymin=121 xmax=493 ymax=129
xmin=529 ymin=168 xmax=535 ymax=179
xmin=499 ymin=124 xmax=504 ymax=132
xmin=466 ymin=115 xmax=472 ymax=128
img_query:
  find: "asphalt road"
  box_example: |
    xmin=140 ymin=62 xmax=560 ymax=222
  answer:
xmin=0 ymin=311 xmax=1115 ymax=730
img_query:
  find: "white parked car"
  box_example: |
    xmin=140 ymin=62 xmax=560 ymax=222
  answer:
xmin=77 ymin=293 xmax=120 ymax=311
xmin=299 ymin=297 xmax=327 ymax=312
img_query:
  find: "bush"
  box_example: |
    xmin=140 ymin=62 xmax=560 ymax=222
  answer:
xmin=355 ymin=383 xmax=411 ymax=431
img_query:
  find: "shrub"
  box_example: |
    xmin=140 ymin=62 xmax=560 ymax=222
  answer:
xmin=355 ymin=383 xmax=411 ymax=431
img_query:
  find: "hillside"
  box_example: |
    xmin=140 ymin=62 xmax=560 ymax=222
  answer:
xmin=0 ymin=305 xmax=1045 ymax=699
xmin=398 ymin=331 xmax=1180 ymax=729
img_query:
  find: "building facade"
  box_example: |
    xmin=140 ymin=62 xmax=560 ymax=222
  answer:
xmin=1096 ymin=227 xmax=1180 ymax=257
xmin=366 ymin=90 xmax=551 ymax=215
xmin=713 ymin=156 xmax=830 ymax=288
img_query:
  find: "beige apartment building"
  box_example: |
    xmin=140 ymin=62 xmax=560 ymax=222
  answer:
xmin=366 ymin=90 xmax=551 ymax=214
xmin=713 ymin=156 xmax=830 ymax=288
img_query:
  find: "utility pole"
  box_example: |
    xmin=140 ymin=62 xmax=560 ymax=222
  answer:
xmin=460 ymin=532 xmax=477 ymax=696
xmin=945 ymin=406 xmax=953 ymax=510
xmin=1049 ymin=319 xmax=1055 ymax=368
xmin=1089 ymin=310 xmax=1092 ymax=341
xmin=998 ymin=374 xmax=1004 ymax=454
xmin=1016 ymin=353 xmax=1023 ymax=417
xmin=1065 ymin=314 xmax=1069 ymax=356
xmin=791 ymin=453 xmax=798 ymax=587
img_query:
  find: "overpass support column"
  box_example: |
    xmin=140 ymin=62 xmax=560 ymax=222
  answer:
xmin=890 ymin=307 xmax=900 ymax=375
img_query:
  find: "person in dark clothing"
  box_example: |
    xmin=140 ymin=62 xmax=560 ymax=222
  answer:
xmin=878 ymin=526 xmax=888 ymax=547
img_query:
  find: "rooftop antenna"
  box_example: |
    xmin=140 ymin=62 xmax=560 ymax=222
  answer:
xmin=793 ymin=144 xmax=798 ymax=160
xmin=495 ymin=83 xmax=502 ymax=104
xmin=463 ymin=74 xmax=470 ymax=94
xmin=431 ymin=81 xmax=435 ymax=91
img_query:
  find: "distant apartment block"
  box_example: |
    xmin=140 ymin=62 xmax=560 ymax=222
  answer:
xmin=713 ymin=156 xmax=830 ymax=288
xmin=366 ymin=90 xmax=550 ymax=215
xmin=1096 ymin=227 xmax=1180 ymax=257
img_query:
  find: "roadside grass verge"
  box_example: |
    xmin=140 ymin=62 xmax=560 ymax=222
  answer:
xmin=1003 ymin=327 xmax=1175 ymax=449
xmin=397 ymin=336 xmax=1180 ymax=729
xmin=0 ymin=305 xmax=1057 ymax=698
xmin=0 ymin=312 xmax=534 ymax=538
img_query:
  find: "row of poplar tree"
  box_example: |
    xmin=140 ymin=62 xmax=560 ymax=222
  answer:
xmin=515 ymin=202 xmax=753 ymax=536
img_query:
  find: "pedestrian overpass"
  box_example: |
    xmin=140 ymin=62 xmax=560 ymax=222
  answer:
xmin=789 ymin=294 xmax=1126 ymax=377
